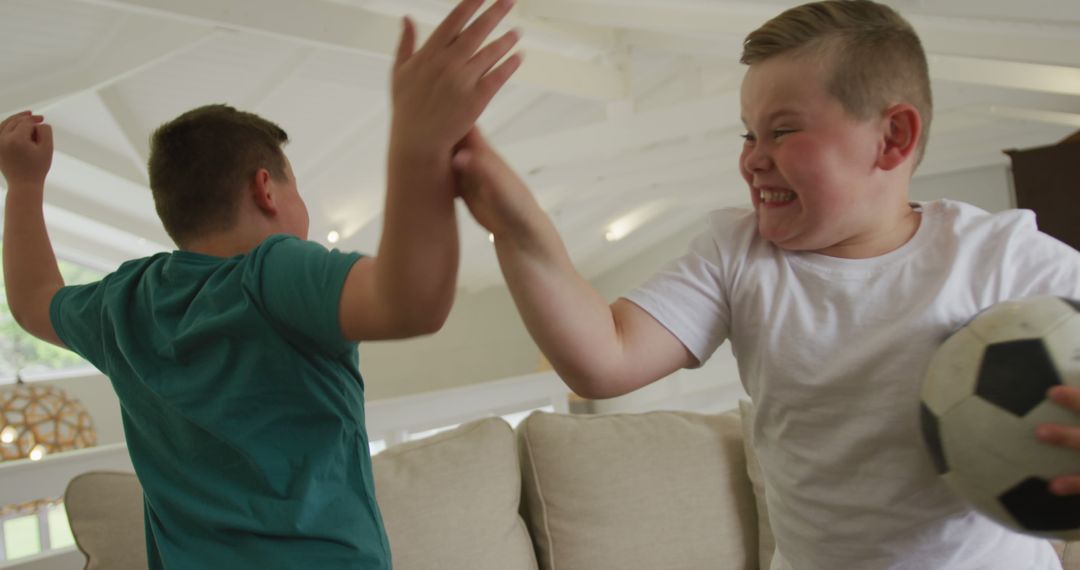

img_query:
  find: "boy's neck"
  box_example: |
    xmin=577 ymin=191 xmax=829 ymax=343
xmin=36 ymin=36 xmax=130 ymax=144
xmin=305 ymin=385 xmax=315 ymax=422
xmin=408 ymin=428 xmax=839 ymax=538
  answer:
xmin=181 ymin=228 xmax=280 ymax=258
xmin=818 ymin=205 xmax=922 ymax=259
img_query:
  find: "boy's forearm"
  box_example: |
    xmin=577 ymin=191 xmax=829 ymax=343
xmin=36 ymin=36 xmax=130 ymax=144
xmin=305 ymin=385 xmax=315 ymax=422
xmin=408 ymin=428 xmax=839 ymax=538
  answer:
xmin=493 ymin=214 xmax=629 ymax=398
xmin=375 ymin=138 xmax=459 ymax=332
xmin=3 ymin=184 xmax=64 ymax=331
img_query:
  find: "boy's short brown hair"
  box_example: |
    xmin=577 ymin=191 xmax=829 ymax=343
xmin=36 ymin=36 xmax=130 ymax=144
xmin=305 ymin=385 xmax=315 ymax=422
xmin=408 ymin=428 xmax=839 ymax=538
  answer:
xmin=148 ymin=104 xmax=289 ymax=247
xmin=742 ymin=0 xmax=932 ymax=164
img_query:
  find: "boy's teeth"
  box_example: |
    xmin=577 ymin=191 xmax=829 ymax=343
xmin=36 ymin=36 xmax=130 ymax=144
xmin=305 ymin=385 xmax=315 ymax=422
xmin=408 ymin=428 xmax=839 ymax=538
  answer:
xmin=760 ymin=189 xmax=795 ymax=203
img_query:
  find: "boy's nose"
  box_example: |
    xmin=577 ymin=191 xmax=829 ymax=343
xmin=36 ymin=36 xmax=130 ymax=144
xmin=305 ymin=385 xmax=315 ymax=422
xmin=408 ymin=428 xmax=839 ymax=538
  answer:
xmin=742 ymin=144 xmax=772 ymax=173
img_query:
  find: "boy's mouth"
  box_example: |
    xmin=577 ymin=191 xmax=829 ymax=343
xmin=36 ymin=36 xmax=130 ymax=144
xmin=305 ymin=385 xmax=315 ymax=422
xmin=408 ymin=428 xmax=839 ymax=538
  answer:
xmin=758 ymin=188 xmax=796 ymax=205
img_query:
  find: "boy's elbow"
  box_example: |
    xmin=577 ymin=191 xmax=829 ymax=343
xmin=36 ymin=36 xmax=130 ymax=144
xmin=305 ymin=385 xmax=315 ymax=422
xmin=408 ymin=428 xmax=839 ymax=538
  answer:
xmin=395 ymin=303 xmax=451 ymax=337
xmin=406 ymin=312 xmax=447 ymax=336
xmin=571 ymin=383 xmax=624 ymax=401
xmin=9 ymin=306 xmax=31 ymax=334
xmin=560 ymin=369 xmax=627 ymax=401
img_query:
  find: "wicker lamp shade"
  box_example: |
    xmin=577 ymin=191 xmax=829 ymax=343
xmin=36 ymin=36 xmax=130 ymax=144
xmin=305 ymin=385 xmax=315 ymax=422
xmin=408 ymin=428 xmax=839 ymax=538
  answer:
xmin=0 ymin=383 xmax=97 ymax=462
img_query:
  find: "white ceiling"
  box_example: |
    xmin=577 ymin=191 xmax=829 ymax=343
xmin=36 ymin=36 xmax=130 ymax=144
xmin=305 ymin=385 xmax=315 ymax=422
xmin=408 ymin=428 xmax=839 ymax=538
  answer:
xmin=1 ymin=0 xmax=1078 ymax=291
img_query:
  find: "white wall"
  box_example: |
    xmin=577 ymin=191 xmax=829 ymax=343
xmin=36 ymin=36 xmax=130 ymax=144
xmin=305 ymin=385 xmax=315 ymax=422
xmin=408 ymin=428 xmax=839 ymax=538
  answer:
xmin=359 ymin=285 xmax=541 ymax=401
xmin=910 ymin=163 xmax=1014 ymax=212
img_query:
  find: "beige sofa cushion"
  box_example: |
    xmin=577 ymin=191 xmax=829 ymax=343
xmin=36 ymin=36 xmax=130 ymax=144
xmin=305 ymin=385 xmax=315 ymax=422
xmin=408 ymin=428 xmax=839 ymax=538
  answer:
xmin=738 ymin=400 xmax=775 ymax=570
xmin=373 ymin=417 xmax=537 ymax=570
xmin=64 ymin=471 xmax=147 ymax=570
xmin=518 ymin=410 xmax=757 ymax=570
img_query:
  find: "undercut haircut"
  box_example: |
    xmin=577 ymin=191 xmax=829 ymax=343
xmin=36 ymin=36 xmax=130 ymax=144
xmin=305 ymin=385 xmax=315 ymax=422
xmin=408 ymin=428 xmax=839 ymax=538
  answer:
xmin=742 ymin=0 xmax=933 ymax=164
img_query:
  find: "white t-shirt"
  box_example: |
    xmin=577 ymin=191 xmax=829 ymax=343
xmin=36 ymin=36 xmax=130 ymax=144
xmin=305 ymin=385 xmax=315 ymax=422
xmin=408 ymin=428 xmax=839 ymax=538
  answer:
xmin=625 ymin=199 xmax=1080 ymax=570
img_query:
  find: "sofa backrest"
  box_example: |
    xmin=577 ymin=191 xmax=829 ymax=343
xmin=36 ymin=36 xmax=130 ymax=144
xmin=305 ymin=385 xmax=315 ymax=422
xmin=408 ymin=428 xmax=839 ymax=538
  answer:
xmin=372 ymin=417 xmax=538 ymax=570
xmin=516 ymin=409 xmax=759 ymax=570
xmin=64 ymin=470 xmax=147 ymax=570
xmin=61 ymin=410 xmax=760 ymax=570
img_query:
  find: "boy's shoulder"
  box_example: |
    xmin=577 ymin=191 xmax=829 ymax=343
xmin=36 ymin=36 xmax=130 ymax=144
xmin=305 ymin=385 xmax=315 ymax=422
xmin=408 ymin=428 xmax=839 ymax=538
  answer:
xmin=247 ymin=234 xmax=353 ymax=264
xmin=925 ymin=199 xmax=1038 ymax=239
xmin=926 ymin=200 xmax=1080 ymax=276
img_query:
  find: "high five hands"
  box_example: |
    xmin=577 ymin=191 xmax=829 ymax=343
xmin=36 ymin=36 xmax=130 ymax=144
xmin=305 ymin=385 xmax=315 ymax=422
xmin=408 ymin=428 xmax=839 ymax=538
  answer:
xmin=391 ymin=0 xmax=523 ymax=152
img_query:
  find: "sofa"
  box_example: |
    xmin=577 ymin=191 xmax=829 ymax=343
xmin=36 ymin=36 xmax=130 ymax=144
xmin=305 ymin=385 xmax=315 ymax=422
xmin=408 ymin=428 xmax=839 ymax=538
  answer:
xmin=64 ymin=403 xmax=1079 ymax=569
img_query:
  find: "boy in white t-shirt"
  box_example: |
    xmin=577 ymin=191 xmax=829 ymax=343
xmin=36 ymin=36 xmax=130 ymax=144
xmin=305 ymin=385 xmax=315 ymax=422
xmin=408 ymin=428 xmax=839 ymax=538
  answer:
xmin=449 ymin=1 xmax=1080 ymax=568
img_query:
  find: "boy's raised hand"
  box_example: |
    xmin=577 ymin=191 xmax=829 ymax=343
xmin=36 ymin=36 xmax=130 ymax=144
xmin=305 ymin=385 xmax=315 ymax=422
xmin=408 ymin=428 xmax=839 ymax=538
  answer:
xmin=453 ymin=128 xmax=541 ymax=241
xmin=1036 ymin=385 xmax=1080 ymax=495
xmin=341 ymin=0 xmax=521 ymax=341
xmin=451 ymin=126 xmax=697 ymax=399
xmin=391 ymin=0 xmax=522 ymax=151
xmin=0 ymin=111 xmax=53 ymax=190
xmin=2 ymin=111 xmax=63 ymax=348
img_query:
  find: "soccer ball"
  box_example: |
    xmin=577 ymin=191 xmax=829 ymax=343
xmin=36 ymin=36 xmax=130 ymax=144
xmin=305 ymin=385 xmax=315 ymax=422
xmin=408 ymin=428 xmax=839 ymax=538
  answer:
xmin=920 ymin=295 xmax=1080 ymax=540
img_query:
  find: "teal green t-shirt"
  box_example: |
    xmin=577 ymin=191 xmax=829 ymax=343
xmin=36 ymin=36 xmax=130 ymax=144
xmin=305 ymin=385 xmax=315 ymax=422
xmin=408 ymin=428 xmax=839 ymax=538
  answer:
xmin=50 ymin=235 xmax=391 ymax=569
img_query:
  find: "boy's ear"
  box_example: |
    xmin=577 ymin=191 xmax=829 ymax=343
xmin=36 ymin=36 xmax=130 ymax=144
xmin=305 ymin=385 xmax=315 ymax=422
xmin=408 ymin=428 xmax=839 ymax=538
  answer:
xmin=878 ymin=104 xmax=921 ymax=171
xmin=250 ymin=168 xmax=278 ymax=216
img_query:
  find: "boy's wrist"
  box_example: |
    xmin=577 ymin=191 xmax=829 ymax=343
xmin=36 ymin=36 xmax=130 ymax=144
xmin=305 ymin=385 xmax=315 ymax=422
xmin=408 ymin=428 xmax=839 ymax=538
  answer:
xmin=387 ymin=133 xmax=452 ymax=168
xmin=3 ymin=179 xmax=46 ymax=201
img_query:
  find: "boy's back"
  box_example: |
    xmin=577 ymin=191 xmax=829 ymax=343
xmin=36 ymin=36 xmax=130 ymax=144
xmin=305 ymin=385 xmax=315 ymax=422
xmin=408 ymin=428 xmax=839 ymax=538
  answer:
xmin=52 ymin=235 xmax=389 ymax=568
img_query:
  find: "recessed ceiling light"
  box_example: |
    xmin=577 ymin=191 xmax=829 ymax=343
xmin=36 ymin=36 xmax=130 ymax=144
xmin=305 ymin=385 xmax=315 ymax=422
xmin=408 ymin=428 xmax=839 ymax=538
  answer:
xmin=327 ymin=230 xmax=340 ymax=244
xmin=488 ymin=233 xmax=495 ymax=243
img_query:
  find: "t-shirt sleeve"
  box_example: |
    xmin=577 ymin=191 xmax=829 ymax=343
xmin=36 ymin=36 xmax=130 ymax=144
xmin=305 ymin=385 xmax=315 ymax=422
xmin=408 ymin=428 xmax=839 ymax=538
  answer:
xmin=245 ymin=236 xmax=362 ymax=355
xmin=49 ymin=281 xmax=109 ymax=368
xmin=622 ymin=210 xmax=743 ymax=366
xmin=1006 ymin=213 xmax=1080 ymax=300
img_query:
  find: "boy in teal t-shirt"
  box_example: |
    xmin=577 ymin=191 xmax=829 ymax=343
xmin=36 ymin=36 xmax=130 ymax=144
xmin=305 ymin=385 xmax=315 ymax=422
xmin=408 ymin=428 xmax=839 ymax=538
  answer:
xmin=0 ymin=0 xmax=523 ymax=567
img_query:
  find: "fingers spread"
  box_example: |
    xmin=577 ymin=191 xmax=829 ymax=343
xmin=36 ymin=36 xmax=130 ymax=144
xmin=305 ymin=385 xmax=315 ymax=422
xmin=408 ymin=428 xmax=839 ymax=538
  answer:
xmin=427 ymin=0 xmax=485 ymax=48
xmin=477 ymin=53 xmax=524 ymax=104
xmin=466 ymin=28 xmax=521 ymax=81
xmin=453 ymin=0 xmax=515 ymax=56
xmin=394 ymin=17 xmax=417 ymax=69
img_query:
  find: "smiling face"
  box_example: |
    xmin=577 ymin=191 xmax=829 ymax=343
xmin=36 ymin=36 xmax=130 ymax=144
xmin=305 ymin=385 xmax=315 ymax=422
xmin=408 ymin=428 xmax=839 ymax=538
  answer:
xmin=739 ymin=51 xmax=904 ymax=258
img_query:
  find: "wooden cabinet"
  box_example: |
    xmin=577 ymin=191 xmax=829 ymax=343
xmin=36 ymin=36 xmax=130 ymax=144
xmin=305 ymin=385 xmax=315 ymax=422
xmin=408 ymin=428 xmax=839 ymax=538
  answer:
xmin=1005 ymin=132 xmax=1080 ymax=251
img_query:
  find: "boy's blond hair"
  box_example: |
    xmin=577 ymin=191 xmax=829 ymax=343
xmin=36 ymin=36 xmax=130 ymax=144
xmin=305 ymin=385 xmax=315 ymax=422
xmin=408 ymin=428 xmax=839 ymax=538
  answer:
xmin=742 ymin=0 xmax=932 ymax=164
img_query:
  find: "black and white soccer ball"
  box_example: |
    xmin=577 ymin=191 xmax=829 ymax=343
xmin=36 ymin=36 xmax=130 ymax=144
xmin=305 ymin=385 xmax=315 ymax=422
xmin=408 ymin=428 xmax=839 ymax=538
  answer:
xmin=920 ymin=295 xmax=1080 ymax=540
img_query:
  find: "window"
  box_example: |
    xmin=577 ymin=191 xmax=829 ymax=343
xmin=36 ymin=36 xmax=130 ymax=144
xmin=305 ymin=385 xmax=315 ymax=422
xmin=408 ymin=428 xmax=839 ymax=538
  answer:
xmin=2 ymin=513 xmax=39 ymax=560
xmin=0 ymin=250 xmax=103 ymax=382
xmin=0 ymin=502 xmax=73 ymax=562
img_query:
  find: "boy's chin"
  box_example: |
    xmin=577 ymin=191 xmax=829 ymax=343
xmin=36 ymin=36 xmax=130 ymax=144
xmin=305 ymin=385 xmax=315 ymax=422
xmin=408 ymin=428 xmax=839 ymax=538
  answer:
xmin=756 ymin=225 xmax=817 ymax=253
